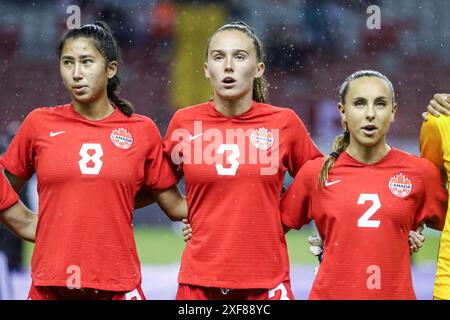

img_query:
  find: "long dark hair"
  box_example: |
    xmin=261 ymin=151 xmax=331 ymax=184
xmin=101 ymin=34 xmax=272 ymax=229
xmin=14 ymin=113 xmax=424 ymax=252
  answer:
xmin=318 ymin=70 xmax=396 ymax=186
xmin=57 ymin=21 xmax=134 ymax=117
xmin=205 ymin=21 xmax=268 ymax=103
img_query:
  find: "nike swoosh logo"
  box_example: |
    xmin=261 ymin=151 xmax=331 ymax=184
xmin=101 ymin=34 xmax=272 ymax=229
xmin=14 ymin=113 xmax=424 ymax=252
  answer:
xmin=50 ymin=131 xmax=66 ymax=137
xmin=324 ymin=180 xmax=341 ymax=187
xmin=189 ymin=133 xmax=203 ymax=141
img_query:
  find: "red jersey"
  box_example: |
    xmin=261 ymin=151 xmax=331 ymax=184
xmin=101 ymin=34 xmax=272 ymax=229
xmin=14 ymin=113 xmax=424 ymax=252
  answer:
xmin=163 ymin=101 xmax=322 ymax=289
xmin=0 ymin=104 xmax=176 ymax=291
xmin=0 ymin=171 xmax=18 ymax=211
xmin=281 ymin=148 xmax=448 ymax=299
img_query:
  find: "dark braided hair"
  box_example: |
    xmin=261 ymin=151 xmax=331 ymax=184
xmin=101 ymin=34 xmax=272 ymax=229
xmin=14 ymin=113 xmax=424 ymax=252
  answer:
xmin=57 ymin=21 xmax=134 ymax=117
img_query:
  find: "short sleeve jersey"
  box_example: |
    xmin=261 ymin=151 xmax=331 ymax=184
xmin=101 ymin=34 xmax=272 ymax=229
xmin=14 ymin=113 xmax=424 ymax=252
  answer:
xmin=1 ymin=104 xmax=176 ymax=291
xmin=281 ymin=148 xmax=447 ymax=299
xmin=163 ymin=101 xmax=322 ymax=289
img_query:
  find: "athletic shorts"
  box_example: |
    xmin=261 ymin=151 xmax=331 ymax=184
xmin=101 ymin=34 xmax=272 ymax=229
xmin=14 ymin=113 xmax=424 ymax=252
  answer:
xmin=28 ymin=284 xmax=146 ymax=300
xmin=176 ymin=281 xmax=294 ymax=300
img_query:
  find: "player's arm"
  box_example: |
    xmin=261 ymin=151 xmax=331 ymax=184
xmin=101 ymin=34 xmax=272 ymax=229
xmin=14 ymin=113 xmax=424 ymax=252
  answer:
xmin=1 ymin=170 xmax=37 ymax=242
xmin=415 ymin=159 xmax=448 ymax=231
xmin=134 ymin=189 xmax=155 ymax=209
xmin=0 ymin=201 xmax=36 ymax=243
xmin=280 ymin=185 xmax=292 ymax=234
xmin=285 ymin=110 xmax=322 ymax=177
xmin=150 ymin=185 xmax=187 ymax=222
xmin=135 ymin=185 xmax=187 ymax=222
xmin=4 ymin=169 xmax=28 ymax=192
xmin=280 ymin=166 xmax=314 ymax=231
xmin=423 ymin=94 xmax=450 ymax=119
xmin=420 ymin=115 xmax=447 ymax=183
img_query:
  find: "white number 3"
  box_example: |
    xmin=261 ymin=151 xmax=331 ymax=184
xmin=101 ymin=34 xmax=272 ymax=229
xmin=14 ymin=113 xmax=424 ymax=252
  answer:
xmin=215 ymin=144 xmax=240 ymax=176
xmin=357 ymin=194 xmax=381 ymax=228
xmin=79 ymin=143 xmax=103 ymax=175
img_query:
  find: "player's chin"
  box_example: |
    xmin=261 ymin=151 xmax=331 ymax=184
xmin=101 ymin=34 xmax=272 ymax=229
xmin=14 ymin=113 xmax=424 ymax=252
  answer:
xmin=72 ymin=92 xmax=96 ymax=104
xmin=356 ymin=135 xmax=383 ymax=148
xmin=217 ymin=89 xmax=247 ymax=101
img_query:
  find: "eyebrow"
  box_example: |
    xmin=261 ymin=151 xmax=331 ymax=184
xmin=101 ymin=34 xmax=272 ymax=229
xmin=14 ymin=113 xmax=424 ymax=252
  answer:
xmin=352 ymin=96 xmax=388 ymax=100
xmin=210 ymin=49 xmax=249 ymax=55
xmin=61 ymin=55 xmax=95 ymax=60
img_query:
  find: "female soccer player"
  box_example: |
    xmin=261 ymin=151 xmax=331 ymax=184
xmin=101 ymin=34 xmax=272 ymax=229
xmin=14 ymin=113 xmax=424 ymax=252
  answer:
xmin=0 ymin=22 xmax=187 ymax=300
xmin=420 ymin=93 xmax=450 ymax=300
xmin=280 ymin=70 xmax=448 ymax=299
xmin=0 ymin=171 xmax=36 ymax=242
xmin=163 ymin=21 xmax=323 ymax=300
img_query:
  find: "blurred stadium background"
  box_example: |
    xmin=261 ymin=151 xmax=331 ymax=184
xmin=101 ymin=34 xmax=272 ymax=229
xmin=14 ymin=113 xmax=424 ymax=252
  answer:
xmin=1 ymin=0 xmax=449 ymax=299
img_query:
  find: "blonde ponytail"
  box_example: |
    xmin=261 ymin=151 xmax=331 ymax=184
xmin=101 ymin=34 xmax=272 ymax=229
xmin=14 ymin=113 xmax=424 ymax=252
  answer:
xmin=318 ymin=131 xmax=350 ymax=187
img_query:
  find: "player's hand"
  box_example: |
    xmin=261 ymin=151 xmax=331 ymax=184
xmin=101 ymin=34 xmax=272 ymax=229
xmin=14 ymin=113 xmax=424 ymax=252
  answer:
xmin=423 ymin=94 xmax=450 ymax=119
xmin=308 ymin=235 xmax=323 ymax=276
xmin=409 ymin=224 xmax=425 ymax=255
xmin=182 ymin=219 xmax=192 ymax=243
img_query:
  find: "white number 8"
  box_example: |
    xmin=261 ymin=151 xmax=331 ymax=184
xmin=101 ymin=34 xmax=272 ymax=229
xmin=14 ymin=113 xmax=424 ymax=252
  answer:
xmin=79 ymin=143 xmax=103 ymax=175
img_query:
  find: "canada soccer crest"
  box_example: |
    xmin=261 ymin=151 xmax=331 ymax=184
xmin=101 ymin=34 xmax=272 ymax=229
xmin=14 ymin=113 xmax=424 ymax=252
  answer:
xmin=388 ymin=173 xmax=412 ymax=198
xmin=110 ymin=127 xmax=133 ymax=150
xmin=250 ymin=127 xmax=274 ymax=151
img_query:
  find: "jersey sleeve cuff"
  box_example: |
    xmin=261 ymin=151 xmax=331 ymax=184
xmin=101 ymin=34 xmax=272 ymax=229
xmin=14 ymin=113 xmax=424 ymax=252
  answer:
xmin=281 ymin=215 xmax=301 ymax=230
xmin=0 ymin=159 xmax=33 ymax=181
xmin=146 ymin=175 xmax=177 ymax=192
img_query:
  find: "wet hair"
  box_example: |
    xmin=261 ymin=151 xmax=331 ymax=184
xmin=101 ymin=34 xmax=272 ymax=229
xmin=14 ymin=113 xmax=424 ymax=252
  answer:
xmin=57 ymin=21 xmax=134 ymax=117
xmin=338 ymin=70 xmax=396 ymax=105
xmin=318 ymin=70 xmax=396 ymax=186
xmin=205 ymin=21 xmax=268 ymax=103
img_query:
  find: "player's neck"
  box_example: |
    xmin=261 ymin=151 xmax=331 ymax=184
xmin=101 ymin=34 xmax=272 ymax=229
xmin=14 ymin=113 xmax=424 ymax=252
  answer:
xmin=213 ymin=92 xmax=253 ymax=117
xmin=346 ymin=140 xmax=391 ymax=164
xmin=72 ymin=95 xmax=115 ymax=121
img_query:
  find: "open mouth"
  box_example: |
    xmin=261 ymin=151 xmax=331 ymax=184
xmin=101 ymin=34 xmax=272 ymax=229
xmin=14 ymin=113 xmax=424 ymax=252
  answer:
xmin=72 ymin=85 xmax=88 ymax=94
xmin=222 ymin=77 xmax=236 ymax=86
xmin=361 ymin=124 xmax=378 ymax=135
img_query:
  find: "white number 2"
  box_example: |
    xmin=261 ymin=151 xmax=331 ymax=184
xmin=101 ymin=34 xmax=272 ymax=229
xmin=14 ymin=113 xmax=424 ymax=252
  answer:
xmin=79 ymin=143 xmax=103 ymax=175
xmin=215 ymin=144 xmax=240 ymax=176
xmin=357 ymin=194 xmax=381 ymax=228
